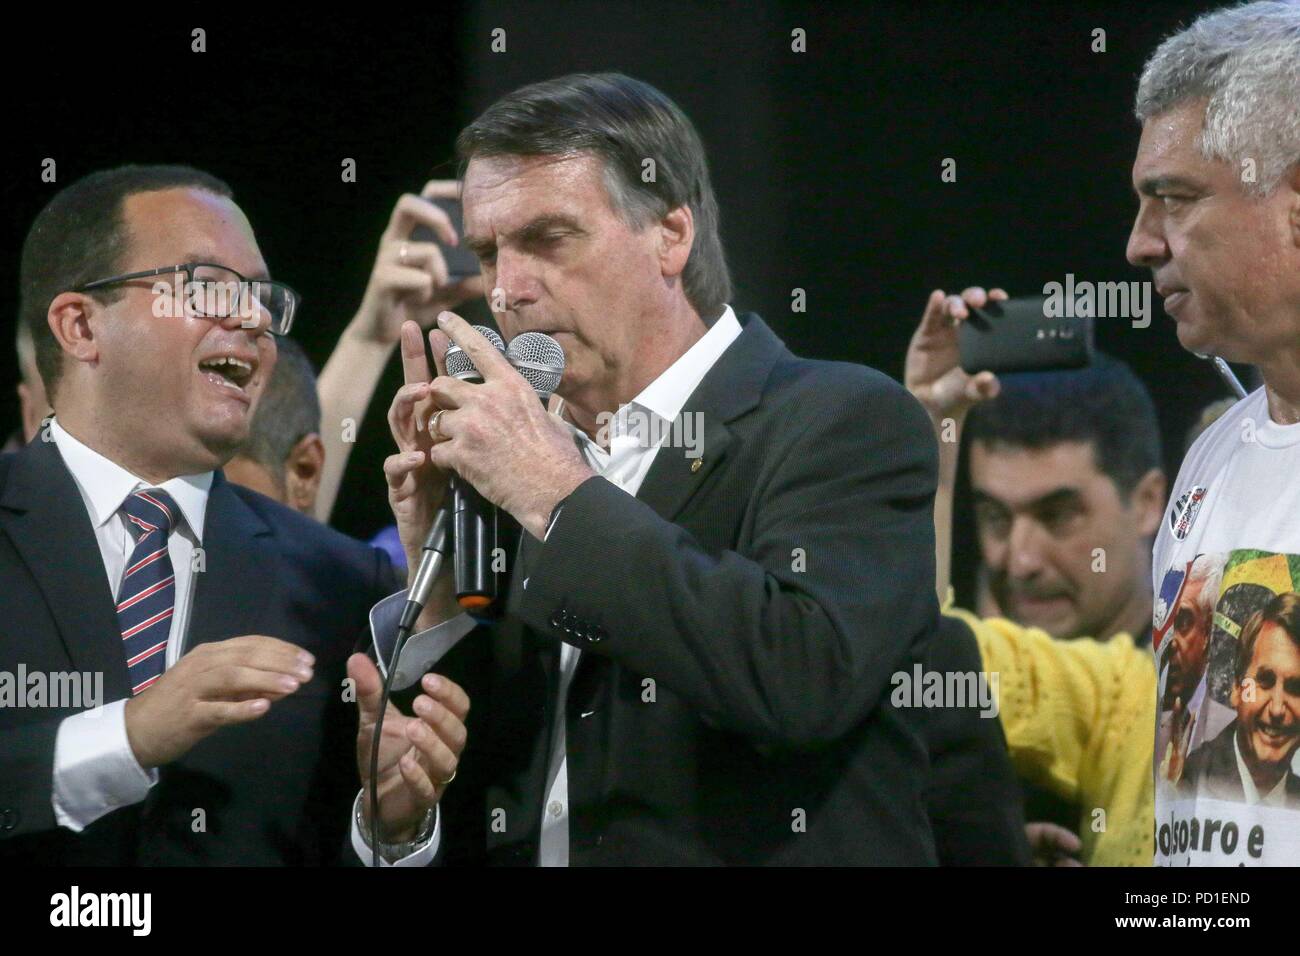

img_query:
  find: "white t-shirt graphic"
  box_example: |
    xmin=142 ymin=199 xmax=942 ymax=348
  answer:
xmin=1151 ymin=386 xmax=1300 ymax=865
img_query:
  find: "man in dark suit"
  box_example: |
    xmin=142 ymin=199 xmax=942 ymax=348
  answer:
xmin=923 ymin=616 xmax=1031 ymax=865
xmin=350 ymin=73 xmax=942 ymax=865
xmin=0 ymin=164 xmax=463 ymax=865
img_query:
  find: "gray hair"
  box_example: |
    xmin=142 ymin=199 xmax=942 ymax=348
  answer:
xmin=1188 ymin=552 xmax=1225 ymax=616
xmin=1135 ymin=1 xmax=1300 ymax=196
xmin=455 ymin=72 xmax=732 ymax=322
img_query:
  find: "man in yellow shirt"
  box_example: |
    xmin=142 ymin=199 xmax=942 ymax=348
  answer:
xmin=942 ymin=600 xmax=1155 ymax=865
xmin=904 ymin=285 xmax=1160 ymax=865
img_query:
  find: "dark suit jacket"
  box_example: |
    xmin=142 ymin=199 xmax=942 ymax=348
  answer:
xmin=923 ymin=615 xmax=1030 ymax=865
xmin=1180 ymin=719 xmax=1300 ymax=808
xmin=431 ymin=312 xmax=942 ymax=865
xmin=0 ymin=436 xmax=396 ymax=865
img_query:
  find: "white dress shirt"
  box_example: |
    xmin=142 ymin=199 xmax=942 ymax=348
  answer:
xmin=1233 ymin=732 xmax=1290 ymax=807
xmin=356 ymin=306 xmax=742 ymax=865
xmin=48 ymin=418 xmax=212 ymax=831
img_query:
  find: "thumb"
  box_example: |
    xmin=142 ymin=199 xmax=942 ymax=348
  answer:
xmin=966 ymin=371 xmax=1001 ymax=403
xmin=348 ymin=652 xmax=384 ymax=722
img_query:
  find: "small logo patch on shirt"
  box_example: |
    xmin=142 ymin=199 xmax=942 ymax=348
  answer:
xmin=1169 ymin=486 xmax=1208 ymax=540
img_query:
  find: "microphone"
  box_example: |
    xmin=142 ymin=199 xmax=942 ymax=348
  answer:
xmin=372 ymin=502 xmax=450 ymax=867
xmin=444 ymin=326 xmax=506 ymax=381
xmin=444 ymin=326 xmax=507 ymax=610
xmin=505 ymin=331 xmax=565 ymax=402
xmin=369 ymin=326 xmax=506 ymax=865
xmin=1194 ymin=352 xmax=1249 ymax=400
xmin=397 ymin=505 xmax=452 ymax=633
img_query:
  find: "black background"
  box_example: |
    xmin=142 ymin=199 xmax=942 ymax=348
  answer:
xmin=0 ymin=0 xmax=1234 ymax=599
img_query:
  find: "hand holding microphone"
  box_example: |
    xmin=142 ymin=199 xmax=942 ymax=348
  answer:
xmin=427 ymin=311 xmax=594 ymax=541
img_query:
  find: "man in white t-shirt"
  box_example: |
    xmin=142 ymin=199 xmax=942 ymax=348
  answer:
xmin=1126 ymin=1 xmax=1300 ymax=865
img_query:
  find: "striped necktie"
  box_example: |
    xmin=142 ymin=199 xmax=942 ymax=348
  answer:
xmin=116 ymin=489 xmax=179 ymax=695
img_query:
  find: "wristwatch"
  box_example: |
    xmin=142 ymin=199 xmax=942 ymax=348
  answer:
xmin=356 ymin=798 xmax=436 ymax=862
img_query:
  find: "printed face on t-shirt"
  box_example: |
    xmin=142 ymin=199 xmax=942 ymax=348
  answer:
xmin=1165 ymin=575 xmax=1213 ymax=707
xmin=1232 ymin=623 xmax=1300 ymax=785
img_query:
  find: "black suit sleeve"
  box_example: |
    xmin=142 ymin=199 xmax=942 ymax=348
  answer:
xmin=0 ymin=717 xmax=63 ymax=838
xmin=923 ymin=615 xmax=1031 ymax=865
xmin=516 ymin=370 xmax=939 ymax=750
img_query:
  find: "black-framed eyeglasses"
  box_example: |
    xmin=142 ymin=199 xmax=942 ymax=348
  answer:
xmin=73 ymin=262 xmax=301 ymax=335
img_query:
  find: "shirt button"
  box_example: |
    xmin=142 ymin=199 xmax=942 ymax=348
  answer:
xmin=548 ymin=801 xmax=564 ymax=818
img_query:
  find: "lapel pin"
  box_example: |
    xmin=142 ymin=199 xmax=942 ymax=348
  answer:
xmin=691 ymin=458 xmax=703 ymax=473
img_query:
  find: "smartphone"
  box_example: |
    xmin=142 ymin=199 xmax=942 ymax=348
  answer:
xmin=958 ymin=295 xmax=1094 ymax=375
xmin=410 ymin=196 xmax=481 ymax=279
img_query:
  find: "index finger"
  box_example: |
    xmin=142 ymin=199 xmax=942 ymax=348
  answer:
xmin=420 ymin=672 xmax=470 ymax=723
xmin=420 ymin=179 xmax=461 ymax=203
xmin=208 ymin=635 xmax=315 ymax=676
xmin=436 ymin=311 xmax=513 ymax=380
xmin=400 ymin=320 xmax=434 ymax=386
xmin=918 ymin=289 xmax=952 ymax=334
xmin=387 ymin=193 xmax=457 ymax=247
xmin=220 ymin=634 xmax=315 ymax=664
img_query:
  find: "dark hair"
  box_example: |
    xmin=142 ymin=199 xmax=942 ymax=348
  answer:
xmin=455 ymin=72 xmax=732 ymax=321
xmin=238 ymin=336 xmax=320 ymax=487
xmin=19 ymin=164 xmax=235 ymax=400
xmin=965 ymin=353 xmax=1164 ymax=499
xmin=1236 ymin=592 xmax=1300 ymax=683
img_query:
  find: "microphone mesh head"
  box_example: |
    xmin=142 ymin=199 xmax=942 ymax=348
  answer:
xmin=444 ymin=325 xmax=505 ymax=380
xmin=506 ymin=332 xmax=565 ymax=398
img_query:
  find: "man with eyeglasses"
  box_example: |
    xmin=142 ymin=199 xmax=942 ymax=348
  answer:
xmin=0 ymin=164 xmax=468 ymax=865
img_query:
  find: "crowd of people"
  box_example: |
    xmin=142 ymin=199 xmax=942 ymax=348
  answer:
xmin=3 ymin=1 xmax=1300 ymax=866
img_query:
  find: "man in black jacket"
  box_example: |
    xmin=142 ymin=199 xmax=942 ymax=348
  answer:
xmin=924 ymin=615 xmax=1031 ymax=865
xmin=0 ymin=165 xmax=460 ymax=865
xmin=351 ymin=72 xmax=943 ymax=866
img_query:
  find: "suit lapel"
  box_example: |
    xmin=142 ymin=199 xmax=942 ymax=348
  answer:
xmin=633 ymin=313 xmax=783 ymax=524
xmin=184 ymin=471 xmax=276 ymax=653
xmin=0 ymin=438 xmax=131 ymax=700
xmin=567 ymin=313 xmax=787 ymax=692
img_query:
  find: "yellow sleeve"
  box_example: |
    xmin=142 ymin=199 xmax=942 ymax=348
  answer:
xmin=943 ymin=602 xmax=1104 ymax=798
xmin=942 ymin=593 xmax=1156 ymax=866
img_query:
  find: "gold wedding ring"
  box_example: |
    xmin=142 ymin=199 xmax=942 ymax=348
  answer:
xmin=429 ymin=408 xmax=447 ymax=440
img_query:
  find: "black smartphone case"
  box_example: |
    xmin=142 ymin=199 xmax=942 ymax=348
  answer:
xmin=409 ymin=196 xmax=482 ymax=279
xmin=958 ymin=296 xmax=1094 ymax=375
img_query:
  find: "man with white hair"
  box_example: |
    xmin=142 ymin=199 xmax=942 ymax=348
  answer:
xmin=1154 ymin=553 xmax=1229 ymax=786
xmin=1127 ymin=0 xmax=1300 ymax=865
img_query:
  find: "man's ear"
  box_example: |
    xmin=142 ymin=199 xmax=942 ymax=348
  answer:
xmin=285 ymin=432 xmax=325 ymax=517
xmin=1131 ymin=467 xmax=1168 ymax=539
xmin=657 ymin=204 xmax=695 ymax=281
xmin=46 ymin=293 xmax=99 ymax=369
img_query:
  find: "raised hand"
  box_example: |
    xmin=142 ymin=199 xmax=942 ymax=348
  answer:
xmin=904 ymin=286 xmax=1008 ymax=427
xmin=349 ymin=653 xmax=468 ymax=844
xmin=124 ymin=635 xmax=314 ymax=769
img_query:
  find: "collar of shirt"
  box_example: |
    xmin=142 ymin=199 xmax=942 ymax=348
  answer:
xmin=1232 ymin=728 xmax=1290 ymax=806
xmin=50 ymin=417 xmax=213 ymax=542
xmin=558 ymin=305 xmax=743 ymax=460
